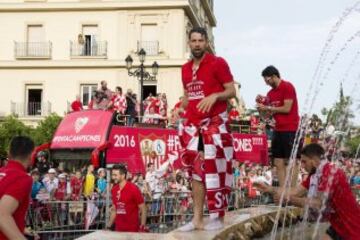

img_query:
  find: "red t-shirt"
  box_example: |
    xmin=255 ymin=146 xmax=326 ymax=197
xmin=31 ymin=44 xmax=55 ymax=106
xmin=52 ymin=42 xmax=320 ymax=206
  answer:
xmin=266 ymin=80 xmax=299 ymax=131
xmin=70 ymin=177 xmax=83 ymax=201
xmin=228 ymin=109 xmax=239 ymax=121
xmin=0 ymin=161 xmax=32 ymax=240
xmin=250 ymin=116 xmax=259 ymax=132
xmin=174 ymin=101 xmax=185 ymax=118
xmin=111 ymin=182 xmax=144 ymax=232
xmin=150 ymin=99 xmax=160 ymax=114
xmin=182 ymin=53 xmax=234 ymax=125
xmin=302 ymin=163 xmax=360 ymax=239
xmin=54 ymin=181 xmax=67 ymax=201
xmin=71 ymin=100 xmax=83 ymax=112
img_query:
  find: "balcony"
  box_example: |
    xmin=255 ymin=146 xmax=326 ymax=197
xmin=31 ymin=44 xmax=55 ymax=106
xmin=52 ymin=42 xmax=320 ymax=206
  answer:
xmin=14 ymin=42 xmax=52 ymax=59
xmin=70 ymin=41 xmax=107 ymax=58
xmin=11 ymin=101 xmax=52 ymax=117
xmin=137 ymin=41 xmax=159 ymax=56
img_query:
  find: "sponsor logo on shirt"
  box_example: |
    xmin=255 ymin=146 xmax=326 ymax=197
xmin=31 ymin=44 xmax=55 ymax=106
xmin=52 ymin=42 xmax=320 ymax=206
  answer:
xmin=186 ymin=80 xmax=205 ymax=100
xmin=116 ymin=202 xmax=126 ymax=215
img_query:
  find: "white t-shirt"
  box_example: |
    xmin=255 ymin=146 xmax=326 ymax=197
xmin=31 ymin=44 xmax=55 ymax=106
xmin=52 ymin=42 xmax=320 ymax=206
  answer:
xmin=42 ymin=177 xmax=59 ymax=193
xmin=145 ymin=171 xmax=158 ymax=192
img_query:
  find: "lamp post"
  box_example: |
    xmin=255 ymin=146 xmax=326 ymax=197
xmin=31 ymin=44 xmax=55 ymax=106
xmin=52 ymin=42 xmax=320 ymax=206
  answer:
xmin=125 ymin=48 xmax=159 ymax=117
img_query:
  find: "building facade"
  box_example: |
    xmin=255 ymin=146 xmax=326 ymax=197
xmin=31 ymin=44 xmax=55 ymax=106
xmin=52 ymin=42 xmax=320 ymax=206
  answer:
xmin=0 ymin=0 xmax=240 ymax=126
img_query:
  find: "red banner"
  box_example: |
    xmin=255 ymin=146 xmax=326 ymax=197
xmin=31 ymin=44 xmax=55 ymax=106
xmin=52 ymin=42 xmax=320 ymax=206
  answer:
xmin=106 ymin=127 xmax=268 ymax=174
xmin=51 ymin=110 xmax=113 ymax=149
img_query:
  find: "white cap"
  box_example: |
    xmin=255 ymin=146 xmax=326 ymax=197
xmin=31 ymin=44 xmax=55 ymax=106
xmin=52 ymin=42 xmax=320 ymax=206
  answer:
xmin=58 ymin=173 xmax=66 ymax=179
xmin=48 ymin=168 xmax=56 ymax=174
xmin=97 ymin=168 xmax=105 ymax=174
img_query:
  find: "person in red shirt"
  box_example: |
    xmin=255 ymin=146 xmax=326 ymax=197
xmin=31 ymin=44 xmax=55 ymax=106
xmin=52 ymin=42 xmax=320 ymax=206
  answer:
xmin=256 ymin=66 xmax=300 ymax=187
xmin=0 ymin=136 xmax=36 ymax=240
xmin=250 ymin=114 xmax=260 ymax=133
xmin=70 ymin=170 xmax=83 ymax=201
xmin=256 ymin=143 xmax=360 ymax=240
xmin=110 ymin=86 xmax=127 ymax=114
xmin=71 ymin=95 xmax=83 ymax=112
xmin=106 ymin=164 xmax=147 ymax=232
xmin=173 ymin=96 xmax=184 ymax=115
xmin=175 ymin=27 xmax=236 ymax=231
xmin=228 ymin=106 xmax=240 ymax=122
xmin=54 ymin=174 xmax=68 ymax=201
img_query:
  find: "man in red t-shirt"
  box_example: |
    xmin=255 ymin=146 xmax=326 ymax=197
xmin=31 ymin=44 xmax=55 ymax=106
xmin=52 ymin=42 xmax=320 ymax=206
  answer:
xmin=70 ymin=170 xmax=83 ymax=201
xmin=257 ymin=66 xmax=300 ymax=187
xmin=0 ymin=136 xmax=35 ymax=240
xmin=71 ymin=95 xmax=83 ymax=112
xmin=228 ymin=106 xmax=240 ymax=122
xmin=175 ymin=27 xmax=236 ymax=231
xmin=106 ymin=164 xmax=147 ymax=232
xmin=256 ymin=143 xmax=360 ymax=240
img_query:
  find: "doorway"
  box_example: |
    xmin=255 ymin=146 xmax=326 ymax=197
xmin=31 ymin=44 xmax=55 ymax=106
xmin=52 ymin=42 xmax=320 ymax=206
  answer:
xmin=143 ymin=85 xmax=157 ymax=101
xmin=26 ymin=87 xmax=42 ymax=116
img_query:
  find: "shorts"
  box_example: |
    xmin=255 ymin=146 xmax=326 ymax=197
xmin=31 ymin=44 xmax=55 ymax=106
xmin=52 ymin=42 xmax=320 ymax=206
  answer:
xmin=326 ymin=226 xmax=343 ymax=240
xmin=271 ymin=131 xmax=301 ymax=162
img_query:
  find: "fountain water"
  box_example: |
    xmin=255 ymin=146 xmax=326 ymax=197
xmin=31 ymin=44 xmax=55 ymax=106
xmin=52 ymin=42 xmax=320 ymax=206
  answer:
xmin=269 ymin=2 xmax=360 ymax=239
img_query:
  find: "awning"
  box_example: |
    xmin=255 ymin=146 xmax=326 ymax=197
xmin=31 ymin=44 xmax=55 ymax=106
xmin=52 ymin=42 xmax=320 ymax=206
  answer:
xmin=50 ymin=110 xmax=114 ymax=150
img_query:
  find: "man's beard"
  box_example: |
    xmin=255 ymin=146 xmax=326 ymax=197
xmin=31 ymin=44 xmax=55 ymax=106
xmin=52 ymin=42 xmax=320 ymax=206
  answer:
xmin=191 ymin=49 xmax=205 ymax=59
xmin=102 ymin=86 xmax=107 ymax=91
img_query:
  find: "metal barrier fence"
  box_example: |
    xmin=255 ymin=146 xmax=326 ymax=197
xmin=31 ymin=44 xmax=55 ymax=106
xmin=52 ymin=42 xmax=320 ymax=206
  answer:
xmin=26 ymin=189 xmax=273 ymax=239
xmin=26 ymin=199 xmax=106 ymax=240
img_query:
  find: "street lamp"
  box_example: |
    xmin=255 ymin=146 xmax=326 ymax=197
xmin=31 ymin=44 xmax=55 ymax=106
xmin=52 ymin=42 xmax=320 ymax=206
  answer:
xmin=125 ymin=48 xmax=159 ymax=117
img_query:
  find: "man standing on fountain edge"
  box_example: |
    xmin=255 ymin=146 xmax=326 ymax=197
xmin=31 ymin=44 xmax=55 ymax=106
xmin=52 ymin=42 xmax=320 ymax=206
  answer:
xmin=256 ymin=66 xmax=300 ymax=187
xmin=176 ymin=27 xmax=236 ymax=231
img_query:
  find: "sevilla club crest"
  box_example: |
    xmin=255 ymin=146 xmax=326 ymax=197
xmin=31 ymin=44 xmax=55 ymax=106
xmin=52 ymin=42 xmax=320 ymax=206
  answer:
xmin=139 ymin=133 xmax=167 ymax=170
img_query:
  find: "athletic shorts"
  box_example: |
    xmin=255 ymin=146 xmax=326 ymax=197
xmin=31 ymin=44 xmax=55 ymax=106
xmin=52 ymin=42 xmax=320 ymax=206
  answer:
xmin=271 ymin=131 xmax=301 ymax=162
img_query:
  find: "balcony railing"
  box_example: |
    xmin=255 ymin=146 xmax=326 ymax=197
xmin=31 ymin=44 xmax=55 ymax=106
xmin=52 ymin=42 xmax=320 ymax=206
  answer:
xmin=70 ymin=41 xmax=107 ymax=57
xmin=10 ymin=101 xmax=52 ymax=117
xmin=137 ymin=41 xmax=159 ymax=56
xmin=14 ymin=42 xmax=52 ymax=59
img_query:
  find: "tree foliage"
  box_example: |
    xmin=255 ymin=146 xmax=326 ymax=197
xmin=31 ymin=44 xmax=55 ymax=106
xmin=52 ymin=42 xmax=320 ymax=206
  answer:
xmin=0 ymin=114 xmax=62 ymax=158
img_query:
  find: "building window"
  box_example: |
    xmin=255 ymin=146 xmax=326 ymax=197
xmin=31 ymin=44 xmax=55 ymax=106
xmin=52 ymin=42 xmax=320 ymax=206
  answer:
xmin=81 ymin=84 xmax=97 ymax=107
xmin=27 ymin=25 xmax=45 ymax=43
xmin=138 ymin=24 xmax=159 ymax=56
xmin=26 ymin=85 xmax=43 ymax=116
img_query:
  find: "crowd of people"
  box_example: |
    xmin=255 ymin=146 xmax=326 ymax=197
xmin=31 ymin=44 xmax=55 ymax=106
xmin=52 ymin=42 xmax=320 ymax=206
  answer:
xmin=2 ymin=26 xmax=360 ymax=240
xmin=69 ymin=80 xmax=251 ymax=129
xmin=70 ymin=81 xmax=171 ymax=126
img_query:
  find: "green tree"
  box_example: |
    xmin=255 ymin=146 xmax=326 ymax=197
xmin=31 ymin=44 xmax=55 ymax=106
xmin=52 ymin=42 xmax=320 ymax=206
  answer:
xmin=347 ymin=135 xmax=360 ymax=157
xmin=322 ymin=84 xmax=354 ymax=130
xmin=32 ymin=113 xmax=62 ymax=145
xmin=0 ymin=116 xmax=32 ymax=158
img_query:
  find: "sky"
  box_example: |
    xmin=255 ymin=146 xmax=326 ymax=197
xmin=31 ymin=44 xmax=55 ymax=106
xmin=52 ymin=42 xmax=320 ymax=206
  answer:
xmin=214 ymin=0 xmax=360 ymax=124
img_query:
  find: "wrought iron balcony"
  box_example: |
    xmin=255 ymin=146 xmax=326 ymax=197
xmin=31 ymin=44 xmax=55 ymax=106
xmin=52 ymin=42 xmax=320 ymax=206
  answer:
xmin=10 ymin=101 xmax=52 ymax=117
xmin=137 ymin=41 xmax=159 ymax=56
xmin=70 ymin=41 xmax=107 ymax=57
xmin=14 ymin=42 xmax=52 ymax=59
